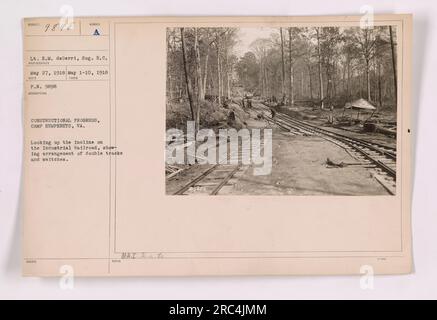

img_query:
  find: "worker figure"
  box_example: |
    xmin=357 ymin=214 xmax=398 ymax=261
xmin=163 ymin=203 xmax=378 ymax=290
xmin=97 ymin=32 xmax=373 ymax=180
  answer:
xmin=246 ymin=95 xmax=252 ymax=108
xmin=270 ymin=108 xmax=276 ymax=125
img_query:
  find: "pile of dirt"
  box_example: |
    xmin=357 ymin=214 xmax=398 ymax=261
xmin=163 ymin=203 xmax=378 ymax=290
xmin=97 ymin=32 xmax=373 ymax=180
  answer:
xmin=166 ymin=99 xmax=249 ymax=131
xmin=166 ymin=101 xmax=193 ymax=130
xmin=226 ymin=102 xmax=249 ymax=129
xmin=200 ymin=100 xmax=227 ymax=127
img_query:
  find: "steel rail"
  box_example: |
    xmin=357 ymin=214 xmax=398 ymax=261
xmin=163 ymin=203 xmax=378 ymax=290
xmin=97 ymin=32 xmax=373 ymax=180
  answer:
xmin=271 ymin=111 xmax=397 ymax=180
xmin=276 ymin=112 xmax=397 ymax=159
xmin=173 ymin=164 xmax=220 ymax=195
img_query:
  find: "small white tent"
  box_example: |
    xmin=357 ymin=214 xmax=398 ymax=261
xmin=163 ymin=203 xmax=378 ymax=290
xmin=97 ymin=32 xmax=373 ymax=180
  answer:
xmin=344 ymin=98 xmax=376 ymax=111
xmin=343 ymin=99 xmax=376 ymax=120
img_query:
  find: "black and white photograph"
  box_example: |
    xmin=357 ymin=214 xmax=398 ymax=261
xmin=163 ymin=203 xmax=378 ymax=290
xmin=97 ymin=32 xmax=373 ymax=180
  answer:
xmin=7 ymin=0 xmax=437 ymax=302
xmin=165 ymin=25 xmax=398 ymax=195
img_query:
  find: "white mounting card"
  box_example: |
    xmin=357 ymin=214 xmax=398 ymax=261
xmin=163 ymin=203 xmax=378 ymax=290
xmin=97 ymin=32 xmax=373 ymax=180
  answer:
xmin=22 ymin=15 xmax=412 ymax=276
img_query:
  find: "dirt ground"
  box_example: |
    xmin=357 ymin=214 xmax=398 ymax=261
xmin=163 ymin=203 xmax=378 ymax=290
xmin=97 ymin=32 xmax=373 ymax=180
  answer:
xmin=227 ymin=131 xmax=388 ymax=195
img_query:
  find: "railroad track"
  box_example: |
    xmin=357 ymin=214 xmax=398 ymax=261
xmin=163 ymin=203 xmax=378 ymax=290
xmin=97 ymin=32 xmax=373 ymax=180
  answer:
xmin=259 ymin=104 xmax=397 ymax=194
xmin=172 ymin=103 xmax=396 ymax=195
xmin=173 ymin=135 xmax=261 ymax=195
xmin=173 ymin=164 xmax=241 ymax=195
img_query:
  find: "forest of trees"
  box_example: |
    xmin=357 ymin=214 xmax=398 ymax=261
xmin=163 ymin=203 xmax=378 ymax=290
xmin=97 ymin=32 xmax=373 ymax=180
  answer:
xmin=167 ymin=26 xmax=397 ymax=129
xmin=167 ymin=27 xmax=239 ymax=131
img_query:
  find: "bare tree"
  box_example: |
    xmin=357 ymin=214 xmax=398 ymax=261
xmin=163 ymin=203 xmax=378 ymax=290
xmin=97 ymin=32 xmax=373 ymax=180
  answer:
xmin=316 ymin=27 xmax=324 ymax=108
xmin=280 ymin=28 xmax=286 ymax=103
xmin=389 ymin=26 xmax=397 ymax=107
xmin=355 ymin=28 xmax=376 ymax=101
xmin=288 ymin=28 xmax=294 ymax=106
xmin=167 ymin=26 xmax=397 ymax=130
xmin=194 ymin=28 xmax=202 ymax=130
xmin=215 ymin=34 xmax=222 ymax=105
xmin=180 ymin=28 xmax=195 ymax=121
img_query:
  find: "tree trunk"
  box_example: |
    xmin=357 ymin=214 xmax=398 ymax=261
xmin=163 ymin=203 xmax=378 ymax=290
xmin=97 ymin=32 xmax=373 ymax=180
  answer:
xmin=225 ymin=45 xmax=231 ymax=99
xmin=194 ymin=28 xmax=202 ymax=130
xmin=263 ymin=54 xmax=268 ymax=97
xmin=280 ymin=28 xmax=286 ymax=103
xmin=301 ymin=70 xmax=304 ymax=99
xmin=326 ymin=63 xmax=332 ymax=100
xmin=194 ymin=29 xmax=203 ymax=101
xmin=332 ymin=61 xmax=337 ymax=97
xmin=389 ymin=26 xmax=397 ymax=107
xmin=378 ymin=60 xmax=382 ymax=107
xmin=179 ymin=77 xmax=184 ymax=100
xmin=168 ymin=74 xmax=173 ymax=100
xmin=346 ymin=57 xmax=351 ymax=100
xmin=202 ymin=47 xmax=209 ymax=99
xmin=316 ymin=28 xmax=324 ymax=109
xmin=180 ymin=28 xmax=195 ymax=122
xmin=366 ymin=58 xmax=371 ymax=101
xmin=372 ymin=52 xmax=377 ymax=102
xmin=307 ymin=64 xmax=313 ymax=100
xmin=216 ymin=38 xmax=221 ymax=105
xmin=288 ymin=28 xmax=294 ymax=106
xmin=341 ymin=64 xmax=346 ymax=97
xmin=260 ymin=57 xmax=265 ymax=97
xmin=227 ymin=70 xmax=231 ymax=99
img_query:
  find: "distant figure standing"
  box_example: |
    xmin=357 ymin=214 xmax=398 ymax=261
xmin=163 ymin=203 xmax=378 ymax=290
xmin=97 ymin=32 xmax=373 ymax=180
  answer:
xmin=246 ymin=95 xmax=252 ymax=108
xmin=270 ymin=108 xmax=276 ymax=125
xmin=244 ymin=93 xmax=253 ymax=109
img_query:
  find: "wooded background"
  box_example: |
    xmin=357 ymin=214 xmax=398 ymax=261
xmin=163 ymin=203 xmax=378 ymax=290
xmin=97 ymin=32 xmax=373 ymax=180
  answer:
xmin=166 ymin=26 xmax=397 ymax=128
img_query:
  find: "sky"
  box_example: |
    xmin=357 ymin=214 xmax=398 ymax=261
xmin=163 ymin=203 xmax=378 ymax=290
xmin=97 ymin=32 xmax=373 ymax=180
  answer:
xmin=234 ymin=27 xmax=278 ymax=57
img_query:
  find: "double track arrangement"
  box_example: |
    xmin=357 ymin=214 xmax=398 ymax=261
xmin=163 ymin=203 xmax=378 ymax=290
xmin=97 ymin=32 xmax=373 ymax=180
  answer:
xmin=172 ymin=136 xmax=260 ymax=195
xmin=171 ymin=103 xmax=397 ymax=195
xmin=173 ymin=164 xmax=241 ymax=195
xmin=263 ymin=106 xmax=397 ymax=194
